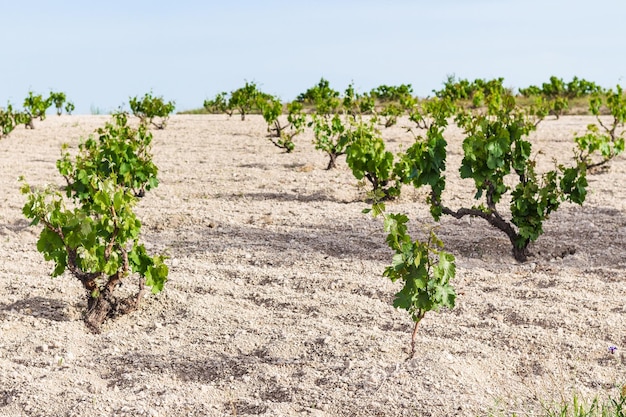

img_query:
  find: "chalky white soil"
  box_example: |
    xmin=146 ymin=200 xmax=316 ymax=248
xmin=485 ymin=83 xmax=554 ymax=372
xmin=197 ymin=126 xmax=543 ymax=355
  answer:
xmin=0 ymin=114 xmax=624 ymax=417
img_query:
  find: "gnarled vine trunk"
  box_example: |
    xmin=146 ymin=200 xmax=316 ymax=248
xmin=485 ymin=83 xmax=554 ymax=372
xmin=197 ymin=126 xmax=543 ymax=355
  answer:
xmin=434 ymin=193 xmax=531 ymax=262
xmin=85 ymin=289 xmax=115 ymax=333
xmin=84 ymin=280 xmax=145 ymax=333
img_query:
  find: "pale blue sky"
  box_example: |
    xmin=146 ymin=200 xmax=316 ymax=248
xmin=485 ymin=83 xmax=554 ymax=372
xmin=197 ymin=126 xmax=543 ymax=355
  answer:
xmin=2 ymin=0 xmax=624 ymax=114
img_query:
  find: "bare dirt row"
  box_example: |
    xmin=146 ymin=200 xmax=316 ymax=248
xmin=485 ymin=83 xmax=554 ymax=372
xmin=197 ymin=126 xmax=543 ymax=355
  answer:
xmin=0 ymin=115 xmax=624 ymax=417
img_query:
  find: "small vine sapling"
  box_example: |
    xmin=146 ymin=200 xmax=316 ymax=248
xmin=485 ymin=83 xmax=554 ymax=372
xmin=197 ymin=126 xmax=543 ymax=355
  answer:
xmin=342 ymin=83 xmax=375 ymax=120
xmin=21 ymin=91 xmax=53 ymax=129
xmin=574 ymin=85 xmax=626 ymax=171
xmin=49 ymin=91 xmax=69 ymax=116
xmin=0 ymin=104 xmax=18 ymax=138
xmin=310 ymin=112 xmax=350 ymax=170
xmin=370 ymin=84 xmax=416 ymax=127
xmin=297 ymin=77 xmax=341 ymax=115
xmin=366 ymin=198 xmax=456 ymax=358
xmin=203 ymin=92 xmax=234 ymax=117
xmin=129 ymin=92 xmax=175 ymax=129
xmin=64 ymin=101 xmax=75 ymax=115
xmin=345 ymin=118 xmax=401 ymax=199
xmin=229 ymin=81 xmax=261 ymax=121
xmin=258 ymin=94 xmax=306 ymax=153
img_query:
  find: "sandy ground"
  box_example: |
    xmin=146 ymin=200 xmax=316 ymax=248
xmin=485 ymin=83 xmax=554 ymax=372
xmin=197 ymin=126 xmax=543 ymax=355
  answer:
xmin=0 ymin=114 xmax=624 ymax=417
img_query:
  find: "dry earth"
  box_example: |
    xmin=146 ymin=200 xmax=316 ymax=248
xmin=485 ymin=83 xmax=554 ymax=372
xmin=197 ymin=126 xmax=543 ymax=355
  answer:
xmin=0 ymin=114 xmax=625 ymax=417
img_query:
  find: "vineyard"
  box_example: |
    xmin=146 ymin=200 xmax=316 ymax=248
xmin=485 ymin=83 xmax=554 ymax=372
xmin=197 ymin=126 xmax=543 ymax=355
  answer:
xmin=0 ymin=81 xmax=625 ymax=416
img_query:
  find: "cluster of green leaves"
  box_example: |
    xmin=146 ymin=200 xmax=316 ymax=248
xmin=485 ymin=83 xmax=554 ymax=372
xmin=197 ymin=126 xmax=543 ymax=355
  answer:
xmin=310 ymin=112 xmax=350 ymax=170
xmin=49 ymin=91 xmax=75 ymax=115
xmin=520 ymin=76 xmax=603 ymax=99
xmin=519 ymin=76 xmax=603 ymax=119
xmin=329 ymin=82 xmax=417 ymax=127
xmin=22 ymin=91 xmax=52 ymax=128
xmin=0 ymin=104 xmax=19 ymax=138
xmin=58 ymin=112 xmax=159 ymax=197
xmin=396 ymin=91 xmax=588 ymax=262
xmin=203 ymin=81 xmax=264 ymax=121
xmin=574 ymin=85 xmax=626 ymax=170
xmin=434 ymin=75 xmax=509 ymax=109
xmin=202 ymin=92 xmax=234 ymax=117
xmin=366 ymin=201 xmax=456 ymax=358
xmin=368 ymin=84 xmax=416 ymax=127
xmin=0 ymin=91 xmax=73 ymax=134
xmin=21 ymin=111 xmax=167 ymax=332
xmin=370 ymin=84 xmax=414 ymax=103
xmin=344 ymin=118 xmax=401 ymax=199
xmin=258 ymin=94 xmax=306 ymax=153
xmin=395 ymin=98 xmax=455 ymax=218
xmin=342 ymin=83 xmax=376 ymax=118
xmin=202 ymin=79 xmax=420 ymax=163
xmin=307 ymin=80 xmax=420 ymax=170
xmin=296 ymin=77 xmax=341 ymax=114
xmin=230 ymin=81 xmax=261 ymax=121
xmin=306 ymin=83 xmax=374 ymax=170
xmin=129 ymin=91 xmax=175 ymax=129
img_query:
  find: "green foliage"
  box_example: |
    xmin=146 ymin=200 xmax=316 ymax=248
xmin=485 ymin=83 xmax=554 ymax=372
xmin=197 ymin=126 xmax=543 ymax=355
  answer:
xmin=378 ymin=102 xmax=405 ymax=127
xmin=49 ymin=91 xmax=70 ymax=116
xmin=20 ymin=91 xmax=53 ymax=129
xmin=58 ymin=112 xmax=159 ymax=198
xmin=456 ymin=93 xmax=587 ymax=260
xmin=519 ymin=76 xmax=603 ymax=119
xmin=520 ymin=76 xmax=602 ymax=99
xmin=397 ymin=98 xmax=455 ymax=219
xmin=129 ymin=91 xmax=175 ymax=129
xmin=345 ymin=118 xmax=400 ymax=198
xmin=21 ymin=112 xmax=167 ymax=332
xmin=297 ymin=77 xmax=341 ymax=115
xmin=229 ymin=81 xmax=261 ymax=121
xmin=397 ymin=91 xmax=588 ymax=262
xmin=286 ymin=101 xmax=307 ymax=136
xmin=528 ymin=94 xmax=570 ymax=120
xmin=64 ymin=101 xmax=75 ymax=115
xmin=203 ymin=92 xmax=233 ymax=117
xmin=204 ymin=81 xmax=264 ymax=121
xmin=370 ymin=84 xmax=414 ymax=103
xmin=258 ymin=94 xmax=306 ymax=153
xmin=310 ymin=112 xmax=351 ymax=169
xmin=342 ymin=83 xmax=374 ymax=118
xmin=258 ymin=93 xmax=283 ymax=129
xmin=574 ymin=85 xmax=626 ymax=170
xmin=0 ymin=104 xmax=18 ymax=138
xmin=368 ymin=84 xmax=417 ymax=127
xmin=434 ymin=75 xmax=508 ymax=108
xmin=13 ymin=110 xmax=32 ymax=128
xmin=366 ymin=202 xmax=455 ymax=358
xmin=540 ymin=389 xmax=626 ymax=417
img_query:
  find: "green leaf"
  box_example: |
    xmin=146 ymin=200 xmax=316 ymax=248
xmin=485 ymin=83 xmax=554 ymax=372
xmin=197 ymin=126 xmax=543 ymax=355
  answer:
xmin=437 ymin=252 xmax=456 ymax=281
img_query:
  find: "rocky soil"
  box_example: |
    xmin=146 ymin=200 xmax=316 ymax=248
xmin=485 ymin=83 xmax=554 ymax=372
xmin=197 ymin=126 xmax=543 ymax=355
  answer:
xmin=0 ymin=114 xmax=624 ymax=417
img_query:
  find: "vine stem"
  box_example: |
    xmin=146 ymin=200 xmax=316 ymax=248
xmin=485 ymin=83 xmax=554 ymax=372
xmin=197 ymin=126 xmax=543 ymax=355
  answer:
xmin=410 ymin=321 xmax=420 ymax=358
xmin=409 ymin=311 xmax=426 ymax=359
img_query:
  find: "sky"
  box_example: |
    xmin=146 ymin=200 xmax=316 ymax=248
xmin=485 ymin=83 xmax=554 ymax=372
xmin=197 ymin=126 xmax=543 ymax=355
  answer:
xmin=2 ymin=0 xmax=625 ymax=114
